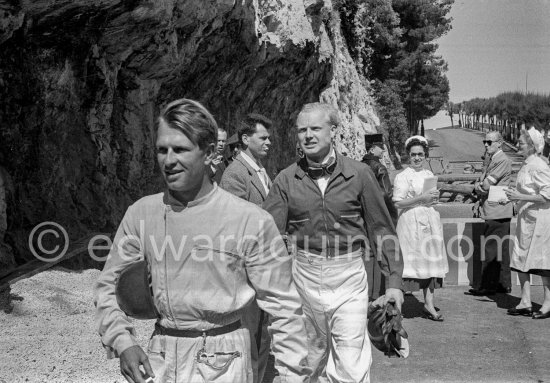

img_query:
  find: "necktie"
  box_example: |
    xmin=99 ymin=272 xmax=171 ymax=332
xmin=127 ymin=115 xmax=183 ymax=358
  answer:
xmin=307 ymin=157 xmax=336 ymax=180
xmin=258 ymin=168 xmax=271 ymax=191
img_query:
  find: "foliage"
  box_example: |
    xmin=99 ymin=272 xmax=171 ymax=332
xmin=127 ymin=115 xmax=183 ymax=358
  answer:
xmin=373 ymin=79 xmax=408 ymax=154
xmin=390 ymin=44 xmax=450 ymax=132
xmin=338 ymin=0 xmax=403 ymax=77
xmin=338 ymin=0 xmax=454 ymax=149
xmin=459 ymin=92 xmax=550 ymax=130
xmin=389 ymin=0 xmax=453 ymax=132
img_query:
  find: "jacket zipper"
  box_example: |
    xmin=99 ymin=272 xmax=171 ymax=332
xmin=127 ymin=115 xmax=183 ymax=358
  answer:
xmin=321 ymin=194 xmax=331 ymax=257
xmin=309 ymin=173 xmax=334 ymax=257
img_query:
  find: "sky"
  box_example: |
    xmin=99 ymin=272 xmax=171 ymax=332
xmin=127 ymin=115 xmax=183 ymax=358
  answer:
xmin=425 ymin=0 xmax=550 ymax=129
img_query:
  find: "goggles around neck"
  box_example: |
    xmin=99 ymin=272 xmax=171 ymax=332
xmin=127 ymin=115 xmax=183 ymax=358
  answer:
xmin=307 ymin=157 xmax=336 ymax=180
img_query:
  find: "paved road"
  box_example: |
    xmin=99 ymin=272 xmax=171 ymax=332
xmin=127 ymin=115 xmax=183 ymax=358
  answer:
xmin=423 ymin=127 xmax=523 ymax=176
xmin=370 ymin=284 xmax=550 ymax=382
xmin=425 ymin=127 xmax=487 ymax=161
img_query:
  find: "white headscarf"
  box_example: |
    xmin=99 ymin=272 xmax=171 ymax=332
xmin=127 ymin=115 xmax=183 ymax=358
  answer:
xmin=526 ymin=127 xmax=545 ymax=154
xmin=405 ymin=135 xmax=428 ymax=147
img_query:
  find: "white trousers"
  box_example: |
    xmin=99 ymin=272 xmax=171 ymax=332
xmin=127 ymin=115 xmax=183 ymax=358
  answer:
xmin=293 ymin=251 xmax=372 ymax=383
xmin=147 ymin=327 xmax=253 ymax=383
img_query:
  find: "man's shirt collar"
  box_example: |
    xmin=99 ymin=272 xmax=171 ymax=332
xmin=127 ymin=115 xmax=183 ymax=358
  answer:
xmin=240 ymin=151 xmax=263 ymax=172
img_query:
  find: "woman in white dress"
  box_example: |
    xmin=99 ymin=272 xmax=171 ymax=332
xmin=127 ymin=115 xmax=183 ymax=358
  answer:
xmin=393 ymin=136 xmax=449 ymax=321
xmin=506 ymin=127 xmax=550 ymax=319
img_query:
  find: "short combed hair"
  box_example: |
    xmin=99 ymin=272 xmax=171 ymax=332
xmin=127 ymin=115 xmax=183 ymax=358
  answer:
xmin=406 ymin=138 xmax=430 ymax=157
xmin=159 ymin=98 xmax=218 ymax=150
xmin=238 ymin=113 xmax=273 ymax=143
xmin=298 ymin=102 xmax=341 ymax=126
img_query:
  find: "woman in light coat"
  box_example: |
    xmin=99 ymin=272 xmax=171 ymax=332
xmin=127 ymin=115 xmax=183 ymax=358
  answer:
xmin=506 ymin=127 xmax=550 ymax=319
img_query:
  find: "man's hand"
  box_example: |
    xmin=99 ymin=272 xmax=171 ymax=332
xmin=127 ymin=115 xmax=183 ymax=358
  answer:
xmin=212 ymin=155 xmax=223 ymax=166
xmin=120 ymin=345 xmax=154 ymax=383
xmin=474 ymin=181 xmax=486 ymax=195
xmin=369 ymin=295 xmax=386 ymax=311
xmin=384 ymin=288 xmax=404 ymax=311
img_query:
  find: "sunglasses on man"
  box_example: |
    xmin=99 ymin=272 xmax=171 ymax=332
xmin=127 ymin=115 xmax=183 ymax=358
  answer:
xmin=482 ymin=140 xmax=494 ymax=146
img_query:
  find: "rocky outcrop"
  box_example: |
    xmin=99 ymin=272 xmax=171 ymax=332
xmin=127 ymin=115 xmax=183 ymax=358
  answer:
xmin=0 ymin=0 xmax=379 ymax=264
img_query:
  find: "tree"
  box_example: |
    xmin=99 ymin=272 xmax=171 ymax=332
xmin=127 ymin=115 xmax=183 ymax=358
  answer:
xmin=339 ymin=0 xmax=403 ymax=78
xmin=446 ymin=101 xmax=457 ymax=127
xmin=460 ymin=92 xmax=550 ymax=141
xmin=374 ymin=79 xmax=408 ymax=155
xmin=391 ymin=45 xmax=450 ymax=133
xmin=391 ymin=0 xmax=454 ymax=52
xmin=388 ymin=0 xmax=453 ymax=133
xmin=338 ymin=0 xmax=453 ymax=142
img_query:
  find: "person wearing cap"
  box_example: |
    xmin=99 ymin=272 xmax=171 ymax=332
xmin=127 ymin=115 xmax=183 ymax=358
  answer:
xmin=225 ymin=132 xmax=241 ymax=163
xmin=467 ymin=131 xmax=513 ymax=296
xmin=362 ymin=134 xmax=398 ymax=224
xmin=392 ymin=135 xmax=449 ymax=321
xmin=219 ymin=113 xmax=273 ymax=383
xmin=263 ymin=102 xmax=403 ymax=383
xmin=362 ymin=134 xmax=388 ymax=182
xmin=208 ymin=127 xmax=229 ymax=184
xmin=506 ymin=127 xmax=550 ymax=319
xmin=94 ymin=99 xmax=310 ymax=383
xmin=362 ymin=134 xmax=399 ymax=301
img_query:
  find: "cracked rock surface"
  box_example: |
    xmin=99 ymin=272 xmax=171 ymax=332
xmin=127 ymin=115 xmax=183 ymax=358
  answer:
xmin=0 ymin=1 xmax=378 ymax=265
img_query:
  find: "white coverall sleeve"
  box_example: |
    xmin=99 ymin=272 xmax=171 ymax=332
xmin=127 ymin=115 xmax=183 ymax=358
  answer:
xmin=94 ymin=204 xmax=143 ymax=358
xmin=243 ymin=211 xmax=311 ymax=383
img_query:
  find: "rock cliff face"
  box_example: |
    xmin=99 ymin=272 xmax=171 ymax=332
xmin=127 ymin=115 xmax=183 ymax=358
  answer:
xmin=0 ymin=0 xmax=379 ymax=264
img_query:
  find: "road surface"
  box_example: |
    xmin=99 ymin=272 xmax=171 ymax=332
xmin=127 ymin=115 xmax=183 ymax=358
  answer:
xmin=425 ymin=127 xmax=487 ymax=162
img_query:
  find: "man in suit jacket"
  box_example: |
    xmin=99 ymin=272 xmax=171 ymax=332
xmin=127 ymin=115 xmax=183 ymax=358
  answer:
xmin=220 ymin=114 xmax=272 ymax=206
xmin=468 ymin=131 xmax=513 ymax=296
xmin=220 ymin=113 xmax=272 ymax=383
xmin=209 ymin=127 xmax=229 ymax=184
